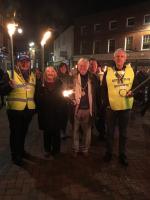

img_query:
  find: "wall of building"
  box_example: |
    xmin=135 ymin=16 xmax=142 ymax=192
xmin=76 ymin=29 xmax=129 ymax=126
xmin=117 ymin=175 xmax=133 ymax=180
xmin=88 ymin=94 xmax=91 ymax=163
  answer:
xmin=73 ymin=2 xmax=150 ymax=66
xmin=53 ymin=26 xmax=74 ymax=67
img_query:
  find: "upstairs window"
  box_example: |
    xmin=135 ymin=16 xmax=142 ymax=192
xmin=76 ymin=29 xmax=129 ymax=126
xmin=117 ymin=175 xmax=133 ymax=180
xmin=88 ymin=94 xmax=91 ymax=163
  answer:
xmin=109 ymin=20 xmax=118 ymax=30
xmin=126 ymin=17 xmax=135 ymax=27
xmin=144 ymin=14 xmax=150 ymax=24
xmin=80 ymin=40 xmax=89 ymax=54
xmin=94 ymin=24 xmax=101 ymax=32
xmin=81 ymin=25 xmax=88 ymax=35
xmin=93 ymin=40 xmax=101 ymax=54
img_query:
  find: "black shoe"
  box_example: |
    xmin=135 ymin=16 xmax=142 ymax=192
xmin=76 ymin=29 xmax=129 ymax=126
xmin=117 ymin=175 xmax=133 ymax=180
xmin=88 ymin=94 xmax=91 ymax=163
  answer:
xmin=23 ymin=151 xmax=32 ymax=160
xmin=44 ymin=152 xmax=51 ymax=158
xmin=103 ymin=152 xmax=112 ymax=162
xmin=119 ymin=154 xmax=128 ymax=166
xmin=12 ymin=158 xmax=23 ymax=166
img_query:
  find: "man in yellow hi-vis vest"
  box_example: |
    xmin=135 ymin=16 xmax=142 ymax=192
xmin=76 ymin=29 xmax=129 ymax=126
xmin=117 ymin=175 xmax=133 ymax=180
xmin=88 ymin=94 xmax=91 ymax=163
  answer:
xmin=6 ymin=54 xmax=36 ymax=166
xmin=102 ymin=48 xmax=134 ymax=166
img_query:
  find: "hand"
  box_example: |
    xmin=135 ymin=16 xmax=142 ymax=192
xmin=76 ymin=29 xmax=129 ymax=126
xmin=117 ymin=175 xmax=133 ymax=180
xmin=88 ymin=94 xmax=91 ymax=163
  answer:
xmin=9 ymin=79 xmax=17 ymax=89
xmin=126 ymin=90 xmax=133 ymax=97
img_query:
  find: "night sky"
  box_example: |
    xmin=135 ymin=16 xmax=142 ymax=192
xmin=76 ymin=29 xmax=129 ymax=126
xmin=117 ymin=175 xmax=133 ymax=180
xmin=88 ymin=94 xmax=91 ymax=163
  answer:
xmin=1 ymin=0 xmax=149 ymax=48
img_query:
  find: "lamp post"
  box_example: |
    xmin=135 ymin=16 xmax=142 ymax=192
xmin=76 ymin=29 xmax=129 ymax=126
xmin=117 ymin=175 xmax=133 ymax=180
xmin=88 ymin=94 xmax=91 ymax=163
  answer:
xmin=40 ymin=30 xmax=51 ymax=73
xmin=29 ymin=42 xmax=35 ymax=69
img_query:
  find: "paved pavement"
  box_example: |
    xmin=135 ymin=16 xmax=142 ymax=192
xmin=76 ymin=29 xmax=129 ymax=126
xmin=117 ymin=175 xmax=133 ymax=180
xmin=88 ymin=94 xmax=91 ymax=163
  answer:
xmin=0 ymin=107 xmax=150 ymax=200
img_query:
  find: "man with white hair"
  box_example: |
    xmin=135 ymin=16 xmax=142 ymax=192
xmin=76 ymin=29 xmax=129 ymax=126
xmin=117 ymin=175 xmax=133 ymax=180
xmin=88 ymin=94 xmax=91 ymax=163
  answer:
xmin=102 ymin=48 xmax=134 ymax=166
xmin=72 ymin=58 xmax=100 ymax=157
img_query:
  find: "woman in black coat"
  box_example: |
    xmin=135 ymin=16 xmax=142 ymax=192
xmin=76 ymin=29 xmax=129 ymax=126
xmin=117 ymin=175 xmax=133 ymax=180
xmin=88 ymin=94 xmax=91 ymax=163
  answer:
xmin=35 ymin=67 xmax=64 ymax=157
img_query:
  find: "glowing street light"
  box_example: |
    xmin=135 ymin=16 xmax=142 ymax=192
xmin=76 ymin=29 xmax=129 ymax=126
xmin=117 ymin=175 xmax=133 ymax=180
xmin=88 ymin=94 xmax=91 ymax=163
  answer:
xmin=29 ymin=41 xmax=35 ymax=69
xmin=7 ymin=23 xmax=18 ymax=78
xmin=17 ymin=28 xmax=23 ymax=34
xmin=29 ymin=41 xmax=35 ymax=47
xmin=7 ymin=23 xmax=18 ymax=36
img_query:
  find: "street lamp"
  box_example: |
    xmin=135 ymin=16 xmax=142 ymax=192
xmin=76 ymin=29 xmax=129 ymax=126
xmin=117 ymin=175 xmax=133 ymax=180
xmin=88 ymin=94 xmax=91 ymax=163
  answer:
xmin=40 ymin=30 xmax=51 ymax=73
xmin=17 ymin=28 xmax=23 ymax=34
xmin=29 ymin=42 xmax=35 ymax=47
xmin=7 ymin=23 xmax=18 ymax=78
xmin=29 ymin=41 xmax=35 ymax=69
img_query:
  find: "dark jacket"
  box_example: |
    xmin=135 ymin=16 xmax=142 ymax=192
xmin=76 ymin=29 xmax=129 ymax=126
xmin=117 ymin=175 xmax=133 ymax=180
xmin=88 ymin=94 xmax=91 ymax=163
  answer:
xmin=73 ymin=71 xmax=101 ymax=119
xmin=90 ymin=72 xmax=101 ymax=119
xmin=0 ymin=69 xmax=12 ymax=96
xmin=35 ymin=79 xmax=64 ymax=131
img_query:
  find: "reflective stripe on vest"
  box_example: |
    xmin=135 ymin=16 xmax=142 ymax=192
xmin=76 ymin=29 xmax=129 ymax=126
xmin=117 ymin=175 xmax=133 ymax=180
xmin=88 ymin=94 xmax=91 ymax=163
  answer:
xmin=6 ymin=70 xmax=36 ymax=110
xmin=106 ymin=64 xmax=134 ymax=110
xmin=6 ymin=97 xmax=34 ymax=102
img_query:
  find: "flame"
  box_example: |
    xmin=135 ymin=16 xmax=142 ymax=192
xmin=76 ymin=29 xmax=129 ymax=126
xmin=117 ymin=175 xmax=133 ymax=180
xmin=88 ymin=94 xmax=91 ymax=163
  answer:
xmin=63 ymin=89 xmax=74 ymax=97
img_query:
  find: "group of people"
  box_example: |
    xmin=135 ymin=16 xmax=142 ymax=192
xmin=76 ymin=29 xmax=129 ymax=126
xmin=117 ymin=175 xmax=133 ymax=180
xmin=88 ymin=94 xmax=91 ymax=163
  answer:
xmin=0 ymin=48 xmax=139 ymax=167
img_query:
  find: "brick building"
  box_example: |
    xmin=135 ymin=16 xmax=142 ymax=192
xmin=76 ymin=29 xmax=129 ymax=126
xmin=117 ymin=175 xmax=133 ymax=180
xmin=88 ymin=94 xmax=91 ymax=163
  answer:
xmin=0 ymin=12 xmax=10 ymax=71
xmin=73 ymin=1 xmax=150 ymax=69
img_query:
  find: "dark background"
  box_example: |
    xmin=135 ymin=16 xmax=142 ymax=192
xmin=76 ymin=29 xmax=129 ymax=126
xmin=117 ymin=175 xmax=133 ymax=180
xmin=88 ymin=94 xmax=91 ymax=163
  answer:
xmin=0 ymin=0 xmax=148 ymax=48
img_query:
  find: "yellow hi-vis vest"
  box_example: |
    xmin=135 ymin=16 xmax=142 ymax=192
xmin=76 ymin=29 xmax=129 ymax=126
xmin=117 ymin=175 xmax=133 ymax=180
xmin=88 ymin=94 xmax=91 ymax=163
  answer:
xmin=106 ymin=64 xmax=134 ymax=110
xmin=6 ymin=70 xmax=36 ymax=110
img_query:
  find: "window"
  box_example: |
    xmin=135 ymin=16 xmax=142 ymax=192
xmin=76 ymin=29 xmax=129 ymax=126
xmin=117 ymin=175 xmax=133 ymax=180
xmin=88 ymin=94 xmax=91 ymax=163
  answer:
xmin=0 ymin=15 xmax=3 ymax=25
xmin=81 ymin=25 xmax=88 ymax=35
xmin=108 ymin=39 xmax=115 ymax=53
xmin=93 ymin=40 xmax=101 ymax=54
xmin=80 ymin=40 xmax=89 ymax=54
xmin=144 ymin=14 xmax=150 ymax=24
xmin=109 ymin=20 xmax=118 ymax=30
xmin=126 ymin=17 xmax=135 ymax=27
xmin=125 ymin=36 xmax=133 ymax=51
xmin=94 ymin=24 xmax=101 ymax=32
xmin=62 ymin=36 xmax=65 ymax=45
xmin=142 ymin=35 xmax=150 ymax=50
xmin=0 ymin=25 xmax=2 ymax=33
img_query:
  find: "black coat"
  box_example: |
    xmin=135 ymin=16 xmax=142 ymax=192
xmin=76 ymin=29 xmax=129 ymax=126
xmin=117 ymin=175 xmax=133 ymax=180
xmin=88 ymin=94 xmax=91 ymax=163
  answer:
xmin=0 ymin=69 xmax=12 ymax=96
xmin=35 ymin=79 xmax=64 ymax=131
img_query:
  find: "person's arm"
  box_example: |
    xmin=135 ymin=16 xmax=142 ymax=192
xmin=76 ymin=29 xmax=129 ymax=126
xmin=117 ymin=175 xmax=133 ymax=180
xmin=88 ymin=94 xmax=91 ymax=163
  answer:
xmin=0 ymin=70 xmax=13 ymax=95
xmin=101 ymin=71 xmax=109 ymax=107
xmin=34 ymin=78 xmax=43 ymax=108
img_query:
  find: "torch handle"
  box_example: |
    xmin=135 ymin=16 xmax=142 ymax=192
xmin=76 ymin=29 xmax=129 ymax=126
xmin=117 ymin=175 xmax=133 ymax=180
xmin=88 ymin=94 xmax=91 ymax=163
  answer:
xmin=10 ymin=36 xmax=14 ymax=79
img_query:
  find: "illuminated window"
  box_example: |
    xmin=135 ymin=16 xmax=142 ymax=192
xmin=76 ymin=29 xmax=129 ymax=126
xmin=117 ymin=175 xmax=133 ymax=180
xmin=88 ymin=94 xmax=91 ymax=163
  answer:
xmin=108 ymin=39 xmax=115 ymax=53
xmin=142 ymin=35 xmax=150 ymax=49
xmin=125 ymin=36 xmax=133 ymax=51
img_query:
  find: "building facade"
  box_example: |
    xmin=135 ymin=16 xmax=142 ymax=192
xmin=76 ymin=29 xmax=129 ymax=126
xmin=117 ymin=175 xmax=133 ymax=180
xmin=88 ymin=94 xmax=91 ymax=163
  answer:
xmin=53 ymin=26 xmax=74 ymax=68
xmin=73 ymin=2 xmax=150 ymax=69
xmin=0 ymin=13 xmax=10 ymax=71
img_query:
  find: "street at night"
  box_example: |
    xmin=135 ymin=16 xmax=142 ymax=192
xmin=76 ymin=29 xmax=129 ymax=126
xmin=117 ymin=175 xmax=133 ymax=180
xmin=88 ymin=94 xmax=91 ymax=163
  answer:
xmin=0 ymin=107 xmax=149 ymax=200
xmin=0 ymin=0 xmax=150 ymax=199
